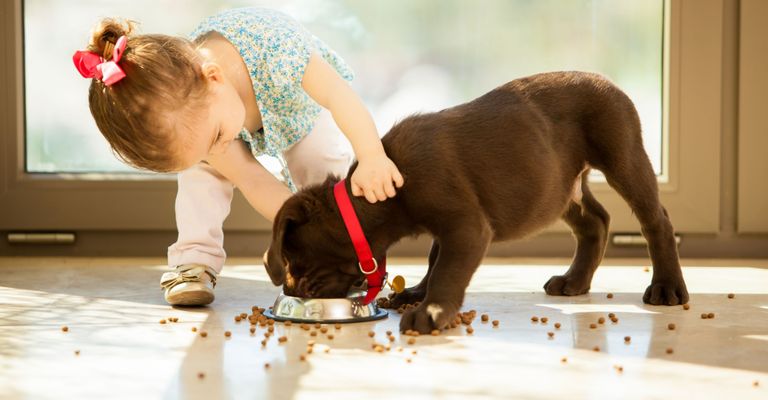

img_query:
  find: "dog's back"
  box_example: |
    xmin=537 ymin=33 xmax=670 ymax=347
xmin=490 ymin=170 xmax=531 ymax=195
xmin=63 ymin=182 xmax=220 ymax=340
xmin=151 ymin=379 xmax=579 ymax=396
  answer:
xmin=379 ymin=71 xmax=642 ymax=240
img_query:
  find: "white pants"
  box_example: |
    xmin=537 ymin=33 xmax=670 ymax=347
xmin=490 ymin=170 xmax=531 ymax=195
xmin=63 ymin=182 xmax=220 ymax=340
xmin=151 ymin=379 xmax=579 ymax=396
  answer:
xmin=167 ymin=110 xmax=352 ymax=273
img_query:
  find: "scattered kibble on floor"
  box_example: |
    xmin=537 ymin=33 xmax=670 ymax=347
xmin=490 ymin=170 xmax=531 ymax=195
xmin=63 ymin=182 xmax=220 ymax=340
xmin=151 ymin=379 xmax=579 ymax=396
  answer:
xmin=61 ymin=326 xmax=69 ymax=332
xmin=728 ymin=293 xmax=735 ymax=299
xmin=668 ymin=323 xmax=676 ymax=330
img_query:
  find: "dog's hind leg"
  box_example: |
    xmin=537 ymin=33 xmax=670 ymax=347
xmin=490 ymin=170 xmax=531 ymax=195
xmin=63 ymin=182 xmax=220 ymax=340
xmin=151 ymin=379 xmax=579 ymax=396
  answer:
xmin=387 ymin=240 xmax=439 ymax=308
xmin=544 ymin=170 xmax=610 ymax=296
xmin=602 ymin=153 xmax=689 ymax=305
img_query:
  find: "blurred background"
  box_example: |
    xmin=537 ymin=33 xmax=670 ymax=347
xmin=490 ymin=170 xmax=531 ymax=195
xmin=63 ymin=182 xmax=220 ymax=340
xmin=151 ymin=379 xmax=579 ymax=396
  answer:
xmin=24 ymin=0 xmax=664 ymax=175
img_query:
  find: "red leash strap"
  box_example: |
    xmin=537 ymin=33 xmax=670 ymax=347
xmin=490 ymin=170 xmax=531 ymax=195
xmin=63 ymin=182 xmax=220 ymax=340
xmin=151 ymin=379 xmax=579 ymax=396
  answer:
xmin=333 ymin=179 xmax=386 ymax=305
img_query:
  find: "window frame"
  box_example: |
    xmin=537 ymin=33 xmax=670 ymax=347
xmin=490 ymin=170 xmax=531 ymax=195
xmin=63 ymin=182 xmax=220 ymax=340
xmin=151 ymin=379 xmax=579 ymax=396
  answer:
xmin=0 ymin=0 xmax=723 ymax=238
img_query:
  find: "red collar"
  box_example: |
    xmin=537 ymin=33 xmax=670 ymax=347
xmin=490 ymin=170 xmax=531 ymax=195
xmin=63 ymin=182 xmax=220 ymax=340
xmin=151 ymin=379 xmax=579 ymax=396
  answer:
xmin=333 ymin=179 xmax=386 ymax=305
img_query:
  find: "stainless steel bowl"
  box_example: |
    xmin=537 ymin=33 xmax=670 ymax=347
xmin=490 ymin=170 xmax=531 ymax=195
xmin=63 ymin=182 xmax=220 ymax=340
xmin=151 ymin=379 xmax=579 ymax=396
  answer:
xmin=263 ymin=290 xmax=388 ymax=323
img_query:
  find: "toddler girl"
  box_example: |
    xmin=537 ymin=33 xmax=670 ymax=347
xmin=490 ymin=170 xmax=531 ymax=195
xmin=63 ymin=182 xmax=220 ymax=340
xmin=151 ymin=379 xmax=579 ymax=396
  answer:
xmin=73 ymin=7 xmax=403 ymax=305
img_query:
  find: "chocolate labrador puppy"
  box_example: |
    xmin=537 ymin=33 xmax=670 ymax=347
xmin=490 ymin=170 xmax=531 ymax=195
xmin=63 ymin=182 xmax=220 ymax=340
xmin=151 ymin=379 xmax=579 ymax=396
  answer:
xmin=264 ymin=71 xmax=689 ymax=333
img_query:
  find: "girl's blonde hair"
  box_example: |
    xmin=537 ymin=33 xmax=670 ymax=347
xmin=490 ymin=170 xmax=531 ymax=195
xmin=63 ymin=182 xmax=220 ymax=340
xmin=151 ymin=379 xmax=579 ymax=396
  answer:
xmin=86 ymin=18 xmax=208 ymax=172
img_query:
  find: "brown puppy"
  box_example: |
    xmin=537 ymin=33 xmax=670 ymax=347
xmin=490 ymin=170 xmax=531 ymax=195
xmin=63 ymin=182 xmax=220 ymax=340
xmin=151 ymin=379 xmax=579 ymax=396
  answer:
xmin=264 ymin=71 xmax=689 ymax=334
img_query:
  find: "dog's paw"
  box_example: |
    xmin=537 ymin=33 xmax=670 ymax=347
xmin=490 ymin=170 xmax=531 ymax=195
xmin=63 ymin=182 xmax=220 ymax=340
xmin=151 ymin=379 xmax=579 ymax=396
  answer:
xmin=387 ymin=286 xmax=427 ymax=309
xmin=399 ymin=301 xmax=458 ymax=334
xmin=543 ymin=274 xmax=591 ymax=296
xmin=643 ymin=279 xmax=689 ymax=305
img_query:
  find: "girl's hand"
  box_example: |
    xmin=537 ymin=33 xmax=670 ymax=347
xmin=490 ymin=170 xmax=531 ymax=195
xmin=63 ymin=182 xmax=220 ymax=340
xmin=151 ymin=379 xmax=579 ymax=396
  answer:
xmin=351 ymin=154 xmax=404 ymax=203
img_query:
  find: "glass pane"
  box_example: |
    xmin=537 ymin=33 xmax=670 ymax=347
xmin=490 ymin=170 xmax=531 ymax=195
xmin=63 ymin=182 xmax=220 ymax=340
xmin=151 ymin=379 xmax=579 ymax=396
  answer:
xmin=25 ymin=0 xmax=663 ymax=175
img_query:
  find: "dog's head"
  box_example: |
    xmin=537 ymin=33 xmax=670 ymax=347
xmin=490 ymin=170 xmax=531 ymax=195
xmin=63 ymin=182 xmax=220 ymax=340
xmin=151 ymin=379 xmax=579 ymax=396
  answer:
xmin=263 ymin=176 xmax=367 ymax=298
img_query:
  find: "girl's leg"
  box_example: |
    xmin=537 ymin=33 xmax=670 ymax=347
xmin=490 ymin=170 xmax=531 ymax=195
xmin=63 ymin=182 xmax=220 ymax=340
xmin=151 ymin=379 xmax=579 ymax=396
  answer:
xmin=283 ymin=109 xmax=353 ymax=188
xmin=167 ymin=162 xmax=234 ymax=274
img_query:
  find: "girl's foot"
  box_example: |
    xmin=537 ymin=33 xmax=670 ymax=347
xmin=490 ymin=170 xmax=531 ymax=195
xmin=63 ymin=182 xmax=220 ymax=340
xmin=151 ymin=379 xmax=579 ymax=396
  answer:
xmin=160 ymin=264 xmax=217 ymax=306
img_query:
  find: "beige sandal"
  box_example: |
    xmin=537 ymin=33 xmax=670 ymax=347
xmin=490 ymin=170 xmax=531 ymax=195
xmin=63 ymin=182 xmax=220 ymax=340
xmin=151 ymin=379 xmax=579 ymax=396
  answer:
xmin=160 ymin=264 xmax=218 ymax=306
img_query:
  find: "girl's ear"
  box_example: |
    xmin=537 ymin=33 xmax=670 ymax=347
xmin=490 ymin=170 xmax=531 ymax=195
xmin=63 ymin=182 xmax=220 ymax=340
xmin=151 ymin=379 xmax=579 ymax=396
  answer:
xmin=201 ymin=61 xmax=225 ymax=84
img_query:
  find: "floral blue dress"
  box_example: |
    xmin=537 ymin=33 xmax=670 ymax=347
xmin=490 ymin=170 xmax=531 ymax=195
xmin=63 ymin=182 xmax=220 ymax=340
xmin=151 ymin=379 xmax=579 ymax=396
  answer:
xmin=189 ymin=7 xmax=354 ymax=191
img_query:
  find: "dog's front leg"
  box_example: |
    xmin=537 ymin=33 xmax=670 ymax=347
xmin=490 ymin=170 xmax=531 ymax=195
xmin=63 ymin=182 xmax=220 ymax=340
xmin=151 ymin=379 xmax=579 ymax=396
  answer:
xmin=399 ymin=225 xmax=492 ymax=334
xmin=388 ymin=240 xmax=439 ymax=308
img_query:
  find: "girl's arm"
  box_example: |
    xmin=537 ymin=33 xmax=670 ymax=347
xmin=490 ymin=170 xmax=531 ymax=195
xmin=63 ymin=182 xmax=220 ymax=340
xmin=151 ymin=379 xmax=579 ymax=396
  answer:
xmin=206 ymin=140 xmax=292 ymax=222
xmin=301 ymin=53 xmax=404 ymax=203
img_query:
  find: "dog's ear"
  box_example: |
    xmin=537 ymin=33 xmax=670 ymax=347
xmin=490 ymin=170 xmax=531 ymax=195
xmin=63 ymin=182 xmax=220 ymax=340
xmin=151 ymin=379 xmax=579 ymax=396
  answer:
xmin=264 ymin=199 xmax=313 ymax=286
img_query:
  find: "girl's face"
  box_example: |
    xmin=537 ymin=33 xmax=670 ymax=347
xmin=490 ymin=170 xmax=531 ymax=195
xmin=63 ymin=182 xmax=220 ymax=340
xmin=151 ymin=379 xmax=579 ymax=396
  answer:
xmin=175 ymin=62 xmax=246 ymax=170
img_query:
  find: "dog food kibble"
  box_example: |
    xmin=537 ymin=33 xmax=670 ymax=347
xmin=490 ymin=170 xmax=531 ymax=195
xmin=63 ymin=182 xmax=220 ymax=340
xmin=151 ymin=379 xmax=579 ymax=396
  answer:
xmin=467 ymin=327 xmax=474 ymax=335
xmin=327 ymin=334 xmax=334 ymax=340
xmin=368 ymin=331 xmax=376 ymax=338
xmin=598 ymin=317 xmax=605 ymax=324
xmin=306 ymin=346 xmax=313 ymax=354
xmin=541 ymin=317 xmax=549 ymax=324
xmin=278 ymin=336 xmax=287 ymax=343
xmin=240 ymin=313 xmax=247 ymax=319
xmin=284 ymin=321 xmax=292 ymax=326
xmin=268 ymin=326 xmax=274 ymax=333
xmin=753 ymin=381 xmax=759 ymax=387
xmin=319 ymin=327 xmax=328 ymax=334
xmin=374 ymin=345 xmax=385 ymax=353
xmin=234 ymin=316 xmax=242 ymax=322
xmin=224 ymin=331 xmax=232 ymax=337
xmin=301 ymin=324 xmax=310 ymax=331
xmin=310 ymin=331 xmax=317 ymax=337
xmin=261 ymin=339 xmax=267 ymax=346
xmin=728 ymin=293 xmax=735 ymax=299
xmin=607 ymin=293 xmax=614 ymax=299
xmin=191 ymin=327 xmax=198 ymax=332
xmin=61 ymin=326 xmax=69 ymax=332
xmin=707 ymin=312 xmax=715 ymax=319
xmin=547 ymin=331 xmax=554 ymax=338
xmin=610 ymin=317 xmax=619 ymax=323
xmin=314 ymin=323 xmax=321 ymax=329
xmin=299 ymin=355 xmax=306 ymax=362
xmin=412 ymin=350 xmax=418 ymax=355
xmin=554 ymin=323 xmax=561 ymax=329
xmin=264 ymin=363 xmax=270 ymax=369
xmin=250 ymin=327 xmax=256 ymax=334
xmin=388 ymin=335 xmax=395 ymax=342
xmin=407 ymin=338 xmax=416 ymax=345
xmin=683 ymin=304 xmax=690 ymax=310
xmin=481 ymin=314 xmax=489 ymax=322
xmin=593 ymin=346 xmax=600 ymax=352
xmin=197 ymin=372 xmax=205 ymax=379
xmin=701 ymin=313 xmax=708 ymax=319
xmin=589 ymin=323 xmax=597 ymax=329
xmin=643 ymin=266 xmax=650 ymax=272
xmin=406 ymin=358 xmax=413 ymax=363
xmin=608 ymin=313 xmax=616 ymax=319
xmin=200 ymin=331 xmax=208 ymax=338
xmin=666 ymin=347 xmax=674 ymax=354
xmin=624 ymin=336 xmax=631 ymax=343
xmin=159 ymin=319 xmax=167 ymax=325
xmin=531 ymin=316 xmax=539 ymax=322
xmin=431 ymin=329 xmax=440 ymax=336
xmin=668 ymin=323 xmax=676 ymax=330
xmin=492 ymin=320 xmax=500 ymax=327
xmin=335 ymin=323 xmax=341 ymax=330
xmin=615 ymin=365 xmax=624 ymax=373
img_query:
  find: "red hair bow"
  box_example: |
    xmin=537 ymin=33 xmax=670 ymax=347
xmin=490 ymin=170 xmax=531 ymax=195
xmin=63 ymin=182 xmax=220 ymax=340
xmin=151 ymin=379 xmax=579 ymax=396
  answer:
xmin=72 ymin=35 xmax=127 ymax=86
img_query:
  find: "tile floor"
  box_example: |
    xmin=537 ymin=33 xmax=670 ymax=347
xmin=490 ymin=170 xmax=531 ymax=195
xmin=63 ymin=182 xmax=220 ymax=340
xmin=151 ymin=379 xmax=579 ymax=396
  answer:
xmin=0 ymin=257 xmax=767 ymax=400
